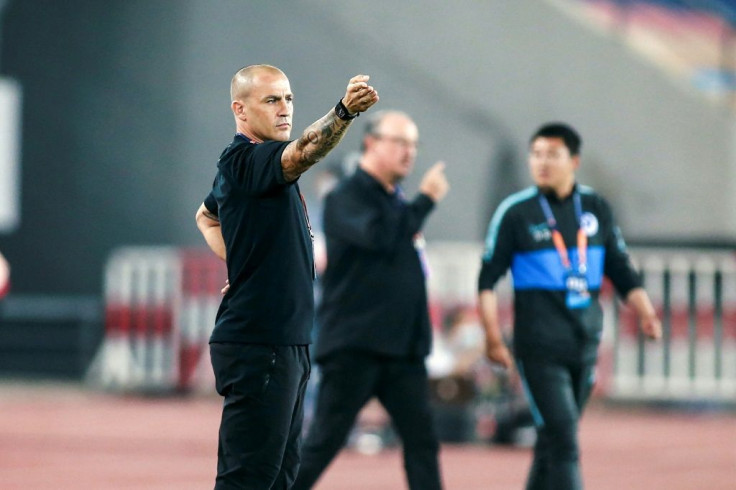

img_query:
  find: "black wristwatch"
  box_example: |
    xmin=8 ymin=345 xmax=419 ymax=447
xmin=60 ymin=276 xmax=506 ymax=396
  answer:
xmin=335 ymin=98 xmax=359 ymax=121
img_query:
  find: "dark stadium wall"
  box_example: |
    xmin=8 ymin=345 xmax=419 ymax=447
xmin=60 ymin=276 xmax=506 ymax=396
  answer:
xmin=0 ymin=1 xmax=191 ymax=294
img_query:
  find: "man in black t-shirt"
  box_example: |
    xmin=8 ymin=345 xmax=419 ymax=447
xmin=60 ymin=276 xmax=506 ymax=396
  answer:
xmin=292 ymin=110 xmax=449 ymax=490
xmin=478 ymin=123 xmax=661 ymax=490
xmin=195 ymin=64 xmax=378 ymax=490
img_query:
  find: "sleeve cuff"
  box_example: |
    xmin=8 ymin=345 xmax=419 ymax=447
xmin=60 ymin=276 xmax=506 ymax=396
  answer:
xmin=414 ymin=193 xmax=436 ymax=214
xmin=273 ymin=141 xmax=293 ymax=185
xmin=203 ymin=193 xmax=219 ymax=216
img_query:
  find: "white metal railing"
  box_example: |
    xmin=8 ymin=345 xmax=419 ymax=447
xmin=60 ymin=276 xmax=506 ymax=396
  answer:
xmin=89 ymin=243 xmax=736 ymax=402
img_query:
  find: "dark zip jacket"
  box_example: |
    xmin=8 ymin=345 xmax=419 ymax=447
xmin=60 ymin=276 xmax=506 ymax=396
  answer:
xmin=316 ymin=168 xmax=435 ymax=362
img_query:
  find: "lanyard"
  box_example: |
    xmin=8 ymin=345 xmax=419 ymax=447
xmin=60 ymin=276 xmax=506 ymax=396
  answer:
xmin=538 ymin=190 xmax=587 ymax=274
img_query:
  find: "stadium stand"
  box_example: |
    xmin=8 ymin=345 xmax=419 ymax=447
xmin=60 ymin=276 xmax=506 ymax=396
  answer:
xmin=554 ymin=0 xmax=736 ymax=105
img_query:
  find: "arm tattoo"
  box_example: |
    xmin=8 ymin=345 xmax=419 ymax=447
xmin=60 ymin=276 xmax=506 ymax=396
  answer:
xmin=282 ymin=111 xmax=350 ymax=181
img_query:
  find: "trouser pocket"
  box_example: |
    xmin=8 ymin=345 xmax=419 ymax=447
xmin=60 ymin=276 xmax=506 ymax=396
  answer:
xmin=210 ymin=343 xmax=277 ymax=402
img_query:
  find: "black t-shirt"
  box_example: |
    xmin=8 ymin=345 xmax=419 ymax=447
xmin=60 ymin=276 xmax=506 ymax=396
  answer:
xmin=315 ymin=168 xmax=435 ymax=362
xmin=478 ymin=184 xmax=641 ymax=363
xmin=204 ymin=134 xmax=314 ymax=345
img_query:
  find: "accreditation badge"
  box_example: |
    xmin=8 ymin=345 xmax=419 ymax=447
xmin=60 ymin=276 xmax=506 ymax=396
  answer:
xmin=565 ymin=271 xmax=591 ymax=309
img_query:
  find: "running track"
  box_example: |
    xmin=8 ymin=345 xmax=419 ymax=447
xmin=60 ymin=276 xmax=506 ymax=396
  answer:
xmin=1 ymin=382 xmax=734 ymax=489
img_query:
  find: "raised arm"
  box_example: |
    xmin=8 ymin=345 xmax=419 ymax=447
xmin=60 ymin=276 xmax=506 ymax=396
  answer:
xmin=281 ymin=75 xmax=379 ymax=182
xmin=195 ymin=202 xmax=226 ymax=261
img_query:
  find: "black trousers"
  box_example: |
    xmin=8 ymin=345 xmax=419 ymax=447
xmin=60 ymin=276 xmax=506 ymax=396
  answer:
xmin=517 ymin=356 xmax=596 ymax=490
xmin=210 ymin=343 xmax=311 ymax=490
xmin=292 ymin=350 xmax=443 ymax=490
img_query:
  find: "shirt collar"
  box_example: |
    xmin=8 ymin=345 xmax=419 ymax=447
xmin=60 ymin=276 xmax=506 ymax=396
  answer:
xmin=538 ymin=182 xmax=579 ymax=203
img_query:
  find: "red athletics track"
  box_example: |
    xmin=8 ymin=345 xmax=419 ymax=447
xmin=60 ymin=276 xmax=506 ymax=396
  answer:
xmin=0 ymin=381 xmax=734 ymax=489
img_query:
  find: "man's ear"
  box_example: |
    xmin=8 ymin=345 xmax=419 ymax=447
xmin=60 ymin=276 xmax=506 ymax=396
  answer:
xmin=362 ymin=134 xmax=376 ymax=152
xmin=232 ymin=100 xmax=247 ymax=120
xmin=572 ymin=155 xmax=581 ymax=170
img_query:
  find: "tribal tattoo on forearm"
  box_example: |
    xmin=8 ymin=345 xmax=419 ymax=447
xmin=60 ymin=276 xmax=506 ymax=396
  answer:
xmin=283 ymin=112 xmax=350 ymax=181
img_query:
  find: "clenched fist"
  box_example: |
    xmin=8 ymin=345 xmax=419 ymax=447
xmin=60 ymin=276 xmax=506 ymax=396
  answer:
xmin=341 ymin=75 xmax=379 ymax=115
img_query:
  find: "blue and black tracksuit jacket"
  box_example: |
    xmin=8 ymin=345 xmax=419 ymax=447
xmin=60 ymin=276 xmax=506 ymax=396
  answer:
xmin=478 ymin=184 xmax=642 ymax=363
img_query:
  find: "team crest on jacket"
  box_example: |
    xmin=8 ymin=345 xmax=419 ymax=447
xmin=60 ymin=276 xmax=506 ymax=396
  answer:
xmin=581 ymin=212 xmax=598 ymax=236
